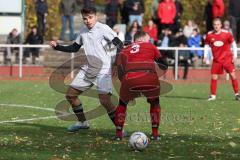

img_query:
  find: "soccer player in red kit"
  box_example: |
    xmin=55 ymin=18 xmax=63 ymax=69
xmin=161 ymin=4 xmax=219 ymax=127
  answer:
xmin=204 ymin=18 xmax=240 ymax=101
xmin=114 ymin=31 xmax=168 ymax=140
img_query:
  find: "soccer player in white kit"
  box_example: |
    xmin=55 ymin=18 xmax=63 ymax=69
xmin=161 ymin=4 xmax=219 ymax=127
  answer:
xmin=50 ymin=6 xmax=123 ymax=132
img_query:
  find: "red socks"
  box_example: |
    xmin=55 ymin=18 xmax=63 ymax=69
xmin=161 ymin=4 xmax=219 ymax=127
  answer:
xmin=114 ymin=105 xmax=127 ymax=138
xmin=150 ymin=105 xmax=161 ymax=137
xmin=231 ymin=79 xmax=239 ymax=94
xmin=210 ymin=79 xmax=217 ymax=95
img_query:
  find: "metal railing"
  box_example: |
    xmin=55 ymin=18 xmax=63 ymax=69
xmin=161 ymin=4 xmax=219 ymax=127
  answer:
xmin=0 ymin=44 xmax=239 ymax=80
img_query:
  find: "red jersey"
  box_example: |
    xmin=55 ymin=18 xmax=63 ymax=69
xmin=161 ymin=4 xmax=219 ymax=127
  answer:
xmin=143 ymin=25 xmax=158 ymax=42
xmin=117 ymin=42 xmax=162 ymax=74
xmin=205 ymin=29 xmax=234 ymax=63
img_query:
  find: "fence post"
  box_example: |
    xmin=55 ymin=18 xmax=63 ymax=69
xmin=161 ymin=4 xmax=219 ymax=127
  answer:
xmin=175 ymin=49 xmax=179 ymax=80
xmin=71 ymin=52 xmax=74 ymax=79
xmin=19 ymin=46 xmax=23 ymax=78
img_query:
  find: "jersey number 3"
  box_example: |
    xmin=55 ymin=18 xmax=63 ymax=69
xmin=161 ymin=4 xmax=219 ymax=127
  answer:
xmin=130 ymin=44 xmax=140 ymax=54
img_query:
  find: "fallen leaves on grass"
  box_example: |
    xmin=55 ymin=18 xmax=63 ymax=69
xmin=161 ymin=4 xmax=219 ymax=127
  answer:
xmin=231 ymin=128 xmax=240 ymax=132
xmin=210 ymin=151 xmax=222 ymax=156
xmin=14 ymin=136 xmax=29 ymax=144
xmin=229 ymin=141 xmax=237 ymax=148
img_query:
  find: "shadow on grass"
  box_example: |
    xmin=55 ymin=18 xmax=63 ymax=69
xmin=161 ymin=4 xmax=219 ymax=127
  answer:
xmin=0 ymin=123 xmax=240 ymax=160
xmin=164 ymin=95 xmax=207 ymax=100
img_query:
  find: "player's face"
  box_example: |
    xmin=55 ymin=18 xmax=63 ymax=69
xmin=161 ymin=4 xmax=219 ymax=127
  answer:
xmin=213 ymin=20 xmax=222 ymax=32
xmin=82 ymin=13 xmax=97 ymax=29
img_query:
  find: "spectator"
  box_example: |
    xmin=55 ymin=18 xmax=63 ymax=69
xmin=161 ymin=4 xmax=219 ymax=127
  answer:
xmin=183 ymin=20 xmax=198 ymax=38
xmin=151 ymin=0 xmax=159 ymax=21
xmin=59 ymin=0 xmax=76 ymax=41
xmin=105 ymin=0 xmax=121 ymax=28
xmin=188 ymin=28 xmax=203 ymax=67
xmin=172 ymin=29 xmax=187 ymax=46
xmin=24 ymin=26 xmax=43 ymax=64
xmin=120 ymin=0 xmax=130 ymax=24
xmin=229 ymin=0 xmax=240 ymax=43
xmin=172 ymin=0 xmax=183 ymax=34
xmin=223 ymin=20 xmax=233 ymax=34
xmin=212 ymin=0 xmax=225 ymax=18
xmin=35 ymin=0 xmax=48 ymax=38
xmin=157 ymin=0 xmax=176 ymax=31
xmin=173 ymin=43 xmax=190 ymax=80
xmin=125 ymin=21 xmax=141 ymax=43
xmin=113 ymin=24 xmax=125 ymax=42
xmin=4 ymin=28 xmax=21 ymax=64
xmin=83 ymin=0 xmax=95 ymax=7
xmin=127 ymin=20 xmax=142 ymax=32
xmin=151 ymin=0 xmax=161 ymax=37
xmin=126 ymin=0 xmax=145 ymax=26
xmin=204 ymin=0 xmax=213 ymax=32
xmin=158 ymin=28 xmax=174 ymax=59
xmin=143 ymin=19 xmax=158 ymax=44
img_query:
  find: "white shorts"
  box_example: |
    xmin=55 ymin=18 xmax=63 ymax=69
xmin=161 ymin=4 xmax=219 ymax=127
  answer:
xmin=70 ymin=69 xmax=112 ymax=94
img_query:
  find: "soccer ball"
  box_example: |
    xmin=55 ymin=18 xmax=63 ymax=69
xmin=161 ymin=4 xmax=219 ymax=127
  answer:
xmin=129 ymin=132 xmax=149 ymax=151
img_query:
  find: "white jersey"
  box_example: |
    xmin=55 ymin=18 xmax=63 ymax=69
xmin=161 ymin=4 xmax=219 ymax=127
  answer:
xmin=75 ymin=22 xmax=117 ymax=76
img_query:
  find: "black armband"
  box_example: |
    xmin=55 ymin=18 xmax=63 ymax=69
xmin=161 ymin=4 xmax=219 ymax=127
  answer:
xmin=54 ymin=42 xmax=81 ymax=53
xmin=155 ymin=57 xmax=168 ymax=70
xmin=112 ymin=37 xmax=124 ymax=50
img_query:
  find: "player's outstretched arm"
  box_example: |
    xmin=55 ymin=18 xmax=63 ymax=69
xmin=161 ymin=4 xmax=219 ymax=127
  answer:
xmin=49 ymin=41 xmax=81 ymax=53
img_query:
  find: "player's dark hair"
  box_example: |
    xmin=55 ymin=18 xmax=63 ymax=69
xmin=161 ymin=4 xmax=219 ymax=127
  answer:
xmin=81 ymin=6 xmax=97 ymax=15
xmin=134 ymin=31 xmax=147 ymax=41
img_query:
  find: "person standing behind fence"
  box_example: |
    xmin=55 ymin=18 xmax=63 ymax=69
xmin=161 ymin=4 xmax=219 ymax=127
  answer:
xmin=126 ymin=0 xmax=145 ymax=26
xmin=157 ymin=0 xmax=176 ymax=32
xmin=212 ymin=0 xmax=224 ymax=19
xmin=59 ymin=0 xmax=76 ymax=41
xmin=105 ymin=0 xmax=121 ymax=28
xmin=35 ymin=0 xmax=48 ymax=39
xmin=83 ymin=0 xmax=95 ymax=7
xmin=24 ymin=26 xmax=43 ymax=64
xmin=4 ymin=28 xmax=21 ymax=64
xmin=228 ymin=0 xmax=240 ymax=43
xmin=120 ymin=0 xmax=130 ymax=24
xmin=172 ymin=0 xmax=183 ymax=34
xmin=204 ymin=0 xmax=213 ymax=32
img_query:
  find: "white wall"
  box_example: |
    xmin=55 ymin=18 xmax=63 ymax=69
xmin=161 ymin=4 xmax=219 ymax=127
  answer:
xmin=0 ymin=0 xmax=23 ymax=13
xmin=0 ymin=16 xmax=22 ymax=35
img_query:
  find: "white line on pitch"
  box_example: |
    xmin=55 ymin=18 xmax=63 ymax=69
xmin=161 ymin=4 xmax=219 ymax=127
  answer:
xmin=0 ymin=104 xmax=55 ymax=112
xmin=0 ymin=116 xmax=59 ymax=124
xmin=0 ymin=103 xmax=67 ymax=124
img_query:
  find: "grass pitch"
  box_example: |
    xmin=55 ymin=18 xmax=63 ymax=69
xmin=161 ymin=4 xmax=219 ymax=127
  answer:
xmin=0 ymin=80 xmax=239 ymax=160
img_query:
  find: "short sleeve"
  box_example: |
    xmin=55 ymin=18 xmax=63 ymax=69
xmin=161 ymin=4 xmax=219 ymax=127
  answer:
xmin=103 ymin=24 xmax=117 ymax=41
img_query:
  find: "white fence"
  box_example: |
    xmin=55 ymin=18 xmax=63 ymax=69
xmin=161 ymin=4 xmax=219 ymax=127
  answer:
xmin=0 ymin=44 xmax=239 ymax=80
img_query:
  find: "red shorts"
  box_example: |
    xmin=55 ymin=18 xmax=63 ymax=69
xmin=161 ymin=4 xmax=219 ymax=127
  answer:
xmin=211 ymin=60 xmax=235 ymax=74
xmin=119 ymin=71 xmax=160 ymax=103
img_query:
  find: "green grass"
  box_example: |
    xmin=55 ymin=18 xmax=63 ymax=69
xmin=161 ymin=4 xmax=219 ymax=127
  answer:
xmin=0 ymin=81 xmax=240 ymax=160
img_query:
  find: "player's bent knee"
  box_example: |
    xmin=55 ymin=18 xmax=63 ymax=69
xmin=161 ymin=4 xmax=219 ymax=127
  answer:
xmin=65 ymin=95 xmax=78 ymax=103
